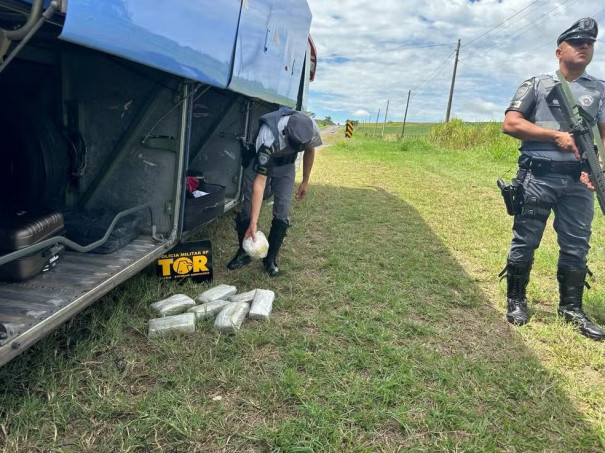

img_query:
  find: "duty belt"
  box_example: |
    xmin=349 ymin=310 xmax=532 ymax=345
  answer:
xmin=518 ymin=155 xmax=583 ymax=178
xmin=273 ymin=153 xmax=297 ymax=166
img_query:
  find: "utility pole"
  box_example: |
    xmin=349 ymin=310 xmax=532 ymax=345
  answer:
xmin=400 ymin=90 xmax=411 ymax=139
xmin=373 ymin=108 xmax=380 ymax=137
xmin=445 ymin=39 xmax=461 ymax=123
xmin=381 ymin=100 xmax=389 ymax=138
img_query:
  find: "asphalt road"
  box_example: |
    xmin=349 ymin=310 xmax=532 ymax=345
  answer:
xmin=322 ymin=125 xmax=341 ymax=134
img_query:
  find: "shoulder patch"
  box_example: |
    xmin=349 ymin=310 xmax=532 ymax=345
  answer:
xmin=512 ymin=80 xmax=533 ymax=101
xmin=258 ymin=152 xmax=270 ymax=166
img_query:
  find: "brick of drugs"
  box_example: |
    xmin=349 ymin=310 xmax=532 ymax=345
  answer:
xmin=228 ymin=289 xmax=257 ymax=304
xmin=148 ymin=312 xmax=196 ymax=338
xmin=150 ymin=294 xmax=196 ymax=317
xmin=249 ymin=289 xmax=274 ymax=320
xmin=188 ymin=299 xmax=231 ymax=320
xmin=195 ymin=284 xmax=237 ymax=304
xmin=214 ymin=302 xmax=250 ymax=333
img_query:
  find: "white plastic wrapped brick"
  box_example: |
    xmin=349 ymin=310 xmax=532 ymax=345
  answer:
xmin=195 ymin=284 xmax=237 ymax=304
xmin=188 ymin=299 xmax=231 ymax=320
xmin=242 ymin=231 xmax=269 ymax=259
xmin=148 ymin=312 xmax=196 ymax=338
xmin=249 ymin=289 xmax=275 ymax=320
xmin=214 ymin=302 xmax=250 ymax=333
xmin=150 ymin=294 xmax=196 ymax=317
xmin=228 ymin=289 xmax=257 ymax=304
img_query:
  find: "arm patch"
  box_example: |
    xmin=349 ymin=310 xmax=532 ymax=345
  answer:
xmin=506 ymin=79 xmax=536 ymax=115
xmin=253 ymin=144 xmax=273 ymax=175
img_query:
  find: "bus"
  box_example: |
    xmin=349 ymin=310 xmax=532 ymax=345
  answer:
xmin=0 ymin=0 xmax=317 ymax=366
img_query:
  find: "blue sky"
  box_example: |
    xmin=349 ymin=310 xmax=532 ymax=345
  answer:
xmin=305 ymin=0 xmax=605 ymax=124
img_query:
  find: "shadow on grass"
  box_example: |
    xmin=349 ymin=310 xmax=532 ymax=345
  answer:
xmin=214 ymin=183 xmax=603 ymax=451
xmin=0 ymin=183 xmax=602 ymax=452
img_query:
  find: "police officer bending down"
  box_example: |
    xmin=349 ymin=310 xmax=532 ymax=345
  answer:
xmin=502 ymin=18 xmax=605 ymax=340
xmin=227 ymin=108 xmax=322 ymax=276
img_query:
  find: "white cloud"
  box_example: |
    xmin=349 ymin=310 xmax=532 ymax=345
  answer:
xmin=353 ymin=109 xmax=371 ymax=117
xmin=306 ymin=0 xmax=605 ymax=123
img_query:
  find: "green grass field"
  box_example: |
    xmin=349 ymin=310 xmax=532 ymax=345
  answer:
xmin=352 ymin=121 xmax=434 ymax=138
xmin=0 ymin=125 xmax=603 ymax=452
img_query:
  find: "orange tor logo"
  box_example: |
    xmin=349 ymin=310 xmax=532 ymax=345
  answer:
xmin=157 ymin=255 xmax=209 ymax=276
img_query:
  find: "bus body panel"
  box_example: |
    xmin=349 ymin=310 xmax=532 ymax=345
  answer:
xmin=228 ymin=0 xmax=312 ymax=106
xmin=59 ymin=0 xmax=240 ymax=88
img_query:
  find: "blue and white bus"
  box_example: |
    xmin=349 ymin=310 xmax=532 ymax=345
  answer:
xmin=0 ymin=0 xmax=317 ymax=366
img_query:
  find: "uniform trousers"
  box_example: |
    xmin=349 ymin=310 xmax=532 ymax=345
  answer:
xmin=508 ymin=169 xmax=594 ymax=268
xmin=240 ymin=160 xmax=296 ymax=222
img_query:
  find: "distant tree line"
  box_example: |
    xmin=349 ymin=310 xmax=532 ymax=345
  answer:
xmin=306 ymin=111 xmax=336 ymax=127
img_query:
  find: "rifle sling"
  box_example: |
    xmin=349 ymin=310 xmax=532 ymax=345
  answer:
xmin=555 ymin=69 xmax=605 ymax=161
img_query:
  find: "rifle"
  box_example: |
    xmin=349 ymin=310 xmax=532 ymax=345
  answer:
xmin=547 ymin=70 xmax=605 ymax=214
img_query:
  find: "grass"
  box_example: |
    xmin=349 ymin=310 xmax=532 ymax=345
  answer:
xmin=352 ymin=122 xmax=434 ymax=139
xmin=0 ymin=124 xmax=603 ymax=452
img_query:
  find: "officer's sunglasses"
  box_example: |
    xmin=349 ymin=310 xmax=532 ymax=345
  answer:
xmin=566 ymin=39 xmax=594 ymax=47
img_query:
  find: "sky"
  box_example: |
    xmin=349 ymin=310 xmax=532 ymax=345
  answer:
xmin=305 ymin=0 xmax=605 ymax=124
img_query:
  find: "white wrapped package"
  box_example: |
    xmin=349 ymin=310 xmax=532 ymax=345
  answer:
xmin=228 ymin=289 xmax=257 ymax=304
xmin=150 ymin=294 xmax=196 ymax=317
xmin=242 ymin=231 xmax=269 ymax=259
xmin=214 ymin=302 xmax=250 ymax=333
xmin=249 ymin=289 xmax=275 ymax=320
xmin=148 ymin=312 xmax=196 ymax=338
xmin=195 ymin=284 xmax=237 ymax=304
xmin=188 ymin=299 xmax=231 ymax=320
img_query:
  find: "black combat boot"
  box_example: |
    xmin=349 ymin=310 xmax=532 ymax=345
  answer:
xmin=557 ymin=266 xmax=605 ymax=341
xmin=227 ymin=216 xmax=252 ymax=270
xmin=263 ymin=218 xmax=289 ymax=277
xmin=500 ymin=260 xmax=532 ymax=326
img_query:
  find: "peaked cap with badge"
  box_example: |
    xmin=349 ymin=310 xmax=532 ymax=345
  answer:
xmin=557 ymin=17 xmax=598 ymax=45
xmin=283 ymin=111 xmax=314 ymax=150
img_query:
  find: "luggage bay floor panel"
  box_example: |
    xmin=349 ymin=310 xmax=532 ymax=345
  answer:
xmin=0 ymin=236 xmax=166 ymax=359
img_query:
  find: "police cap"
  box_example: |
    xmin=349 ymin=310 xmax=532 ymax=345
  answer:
xmin=283 ymin=112 xmax=314 ymax=151
xmin=557 ymin=18 xmax=598 ymax=45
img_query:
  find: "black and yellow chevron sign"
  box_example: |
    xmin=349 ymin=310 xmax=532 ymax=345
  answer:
xmin=345 ymin=121 xmax=354 ymax=138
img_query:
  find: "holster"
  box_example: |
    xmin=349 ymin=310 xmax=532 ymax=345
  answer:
xmin=240 ymin=141 xmax=256 ymax=168
xmin=497 ymin=178 xmax=524 ymax=216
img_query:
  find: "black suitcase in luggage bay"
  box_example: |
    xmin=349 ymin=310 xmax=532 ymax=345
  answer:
xmin=183 ymin=180 xmax=226 ymax=231
xmin=0 ymin=208 xmax=65 ymax=281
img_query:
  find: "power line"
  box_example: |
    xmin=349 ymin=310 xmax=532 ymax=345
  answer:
xmin=408 ymin=1 xmax=599 ymax=121
xmin=591 ymin=7 xmax=605 ymax=19
xmin=462 ymin=0 xmax=581 ymax=61
xmin=378 ymin=1 xmax=553 ymax=116
xmin=461 ymin=0 xmax=551 ymax=54
xmin=461 ymin=6 xmax=605 ymax=71
xmin=411 ymin=50 xmax=456 ymax=94
xmin=464 ymin=0 xmax=577 ymax=58
xmin=464 ymin=0 xmax=545 ymax=48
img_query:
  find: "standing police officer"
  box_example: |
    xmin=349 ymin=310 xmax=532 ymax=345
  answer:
xmin=501 ymin=18 xmax=605 ymax=340
xmin=227 ymin=108 xmax=322 ymax=276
